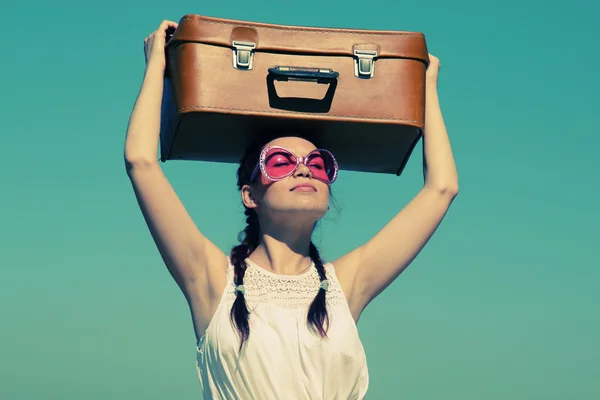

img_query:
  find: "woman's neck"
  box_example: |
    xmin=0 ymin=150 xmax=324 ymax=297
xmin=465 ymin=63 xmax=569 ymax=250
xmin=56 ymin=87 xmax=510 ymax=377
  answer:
xmin=249 ymin=228 xmax=314 ymax=276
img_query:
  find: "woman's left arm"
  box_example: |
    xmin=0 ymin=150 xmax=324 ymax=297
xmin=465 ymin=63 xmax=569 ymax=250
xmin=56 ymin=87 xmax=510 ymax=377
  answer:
xmin=335 ymin=55 xmax=459 ymax=316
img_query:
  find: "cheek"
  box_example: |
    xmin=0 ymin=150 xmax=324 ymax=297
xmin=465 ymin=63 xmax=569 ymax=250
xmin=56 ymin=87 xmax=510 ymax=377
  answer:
xmin=259 ymin=181 xmax=288 ymax=204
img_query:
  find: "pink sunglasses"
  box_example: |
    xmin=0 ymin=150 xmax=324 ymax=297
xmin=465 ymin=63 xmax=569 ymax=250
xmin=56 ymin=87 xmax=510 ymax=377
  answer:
xmin=250 ymin=146 xmax=339 ymax=184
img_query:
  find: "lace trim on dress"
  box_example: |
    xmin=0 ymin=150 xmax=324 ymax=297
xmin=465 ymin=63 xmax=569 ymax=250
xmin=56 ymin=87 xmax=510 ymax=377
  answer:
xmin=223 ymin=258 xmax=347 ymax=310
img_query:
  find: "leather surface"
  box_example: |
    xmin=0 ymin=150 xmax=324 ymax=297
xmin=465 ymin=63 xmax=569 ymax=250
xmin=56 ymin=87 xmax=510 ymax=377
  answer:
xmin=160 ymin=14 xmax=430 ymax=175
xmin=168 ymin=14 xmax=430 ymax=60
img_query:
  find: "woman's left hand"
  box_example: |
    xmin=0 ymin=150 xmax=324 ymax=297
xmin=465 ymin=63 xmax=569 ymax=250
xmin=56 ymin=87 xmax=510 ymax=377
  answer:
xmin=426 ymin=53 xmax=440 ymax=88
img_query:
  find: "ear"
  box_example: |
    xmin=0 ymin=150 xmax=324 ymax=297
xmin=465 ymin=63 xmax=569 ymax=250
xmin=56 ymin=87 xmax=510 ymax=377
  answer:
xmin=241 ymin=184 xmax=259 ymax=209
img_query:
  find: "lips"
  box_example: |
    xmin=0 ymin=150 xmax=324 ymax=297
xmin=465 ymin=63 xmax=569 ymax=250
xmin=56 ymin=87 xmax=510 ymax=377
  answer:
xmin=291 ymin=183 xmax=317 ymax=191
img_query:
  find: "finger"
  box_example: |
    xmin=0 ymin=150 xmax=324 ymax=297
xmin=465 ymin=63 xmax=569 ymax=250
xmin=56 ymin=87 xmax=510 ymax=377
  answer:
xmin=159 ymin=20 xmax=178 ymax=30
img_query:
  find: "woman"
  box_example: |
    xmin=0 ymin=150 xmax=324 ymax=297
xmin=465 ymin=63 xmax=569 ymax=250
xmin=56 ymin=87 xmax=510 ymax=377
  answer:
xmin=125 ymin=20 xmax=458 ymax=400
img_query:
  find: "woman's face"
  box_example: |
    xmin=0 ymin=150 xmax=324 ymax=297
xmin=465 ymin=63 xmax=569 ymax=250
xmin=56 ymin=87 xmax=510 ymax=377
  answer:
xmin=243 ymin=136 xmax=332 ymax=223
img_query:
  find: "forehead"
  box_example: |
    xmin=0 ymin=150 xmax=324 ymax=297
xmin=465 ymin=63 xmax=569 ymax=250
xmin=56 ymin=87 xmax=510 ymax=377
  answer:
xmin=263 ymin=136 xmax=317 ymax=156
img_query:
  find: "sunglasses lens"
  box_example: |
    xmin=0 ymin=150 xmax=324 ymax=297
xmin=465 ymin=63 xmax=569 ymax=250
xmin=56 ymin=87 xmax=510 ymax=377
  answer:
xmin=306 ymin=150 xmax=336 ymax=182
xmin=263 ymin=148 xmax=298 ymax=179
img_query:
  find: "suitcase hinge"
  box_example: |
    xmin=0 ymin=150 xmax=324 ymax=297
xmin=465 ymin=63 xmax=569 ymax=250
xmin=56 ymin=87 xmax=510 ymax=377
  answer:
xmin=353 ymin=50 xmax=378 ymax=79
xmin=232 ymin=41 xmax=256 ymax=71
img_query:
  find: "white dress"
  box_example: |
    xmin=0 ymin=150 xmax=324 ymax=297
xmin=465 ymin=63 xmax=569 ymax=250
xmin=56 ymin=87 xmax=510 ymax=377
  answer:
xmin=196 ymin=257 xmax=369 ymax=399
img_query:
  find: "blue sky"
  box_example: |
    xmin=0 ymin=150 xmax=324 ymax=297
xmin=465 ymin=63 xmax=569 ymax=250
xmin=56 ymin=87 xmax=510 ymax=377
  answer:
xmin=1 ymin=0 xmax=599 ymax=399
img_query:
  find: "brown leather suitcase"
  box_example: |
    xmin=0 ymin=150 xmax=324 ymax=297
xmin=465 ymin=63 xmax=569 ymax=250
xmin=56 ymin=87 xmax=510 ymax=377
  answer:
xmin=160 ymin=14 xmax=429 ymax=175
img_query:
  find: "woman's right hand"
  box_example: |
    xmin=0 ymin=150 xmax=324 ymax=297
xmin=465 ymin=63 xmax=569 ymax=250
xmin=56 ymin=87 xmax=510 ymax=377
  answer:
xmin=144 ymin=20 xmax=178 ymax=71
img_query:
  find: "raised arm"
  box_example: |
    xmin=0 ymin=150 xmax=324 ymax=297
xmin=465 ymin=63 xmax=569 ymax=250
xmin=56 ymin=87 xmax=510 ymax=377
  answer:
xmin=124 ymin=21 xmax=226 ymax=311
xmin=334 ymin=55 xmax=459 ymax=320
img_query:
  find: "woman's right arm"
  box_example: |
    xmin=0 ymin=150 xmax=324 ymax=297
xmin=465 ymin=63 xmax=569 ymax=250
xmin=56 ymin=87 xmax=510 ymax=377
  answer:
xmin=124 ymin=21 xmax=227 ymax=305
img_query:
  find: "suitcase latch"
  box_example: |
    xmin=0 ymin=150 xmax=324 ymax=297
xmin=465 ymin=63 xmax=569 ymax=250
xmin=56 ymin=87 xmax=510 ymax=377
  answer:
xmin=353 ymin=50 xmax=378 ymax=79
xmin=232 ymin=41 xmax=256 ymax=70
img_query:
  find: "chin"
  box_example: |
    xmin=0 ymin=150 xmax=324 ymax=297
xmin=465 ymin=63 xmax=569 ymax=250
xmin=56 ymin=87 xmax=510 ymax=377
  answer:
xmin=283 ymin=201 xmax=328 ymax=216
xmin=291 ymin=190 xmax=329 ymax=211
xmin=267 ymin=198 xmax=329 ymax=221
xmin=294 ymin=203 xmax=328 ymax=218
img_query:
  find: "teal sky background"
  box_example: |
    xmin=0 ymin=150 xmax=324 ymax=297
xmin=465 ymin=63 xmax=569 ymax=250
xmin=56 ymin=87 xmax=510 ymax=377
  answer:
xmin=1 ymin=0 xmax=599 ymax=399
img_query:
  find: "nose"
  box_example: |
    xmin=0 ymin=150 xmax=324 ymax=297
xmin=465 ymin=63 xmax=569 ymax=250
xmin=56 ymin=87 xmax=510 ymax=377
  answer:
xmin=294 ymin=163 xmax=312 ymax=179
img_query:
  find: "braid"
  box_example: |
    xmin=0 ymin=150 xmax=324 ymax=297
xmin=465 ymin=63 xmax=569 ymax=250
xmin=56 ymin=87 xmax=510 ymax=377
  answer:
xmin=307 ymin=241 xmax=330 ymax=338
xmin=230 ymin=136 xmax=333 ymax=349
xmin=229 ymin=208 xmax=259 ymax=349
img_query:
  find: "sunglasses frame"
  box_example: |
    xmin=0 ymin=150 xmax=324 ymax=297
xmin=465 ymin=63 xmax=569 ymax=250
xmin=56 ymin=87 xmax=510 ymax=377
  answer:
xmin=250 ymin=146 xmax=339 ymax=184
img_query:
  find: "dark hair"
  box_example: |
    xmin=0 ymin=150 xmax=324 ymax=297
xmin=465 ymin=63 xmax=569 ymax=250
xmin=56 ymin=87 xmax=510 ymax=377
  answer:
xmin=229 ymin=137 xmax=330 ymax=349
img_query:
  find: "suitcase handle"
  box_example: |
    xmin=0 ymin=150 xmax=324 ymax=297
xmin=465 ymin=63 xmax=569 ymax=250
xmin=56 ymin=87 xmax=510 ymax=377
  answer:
xmin=268 ymin=66 xmax=339 ymax=83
